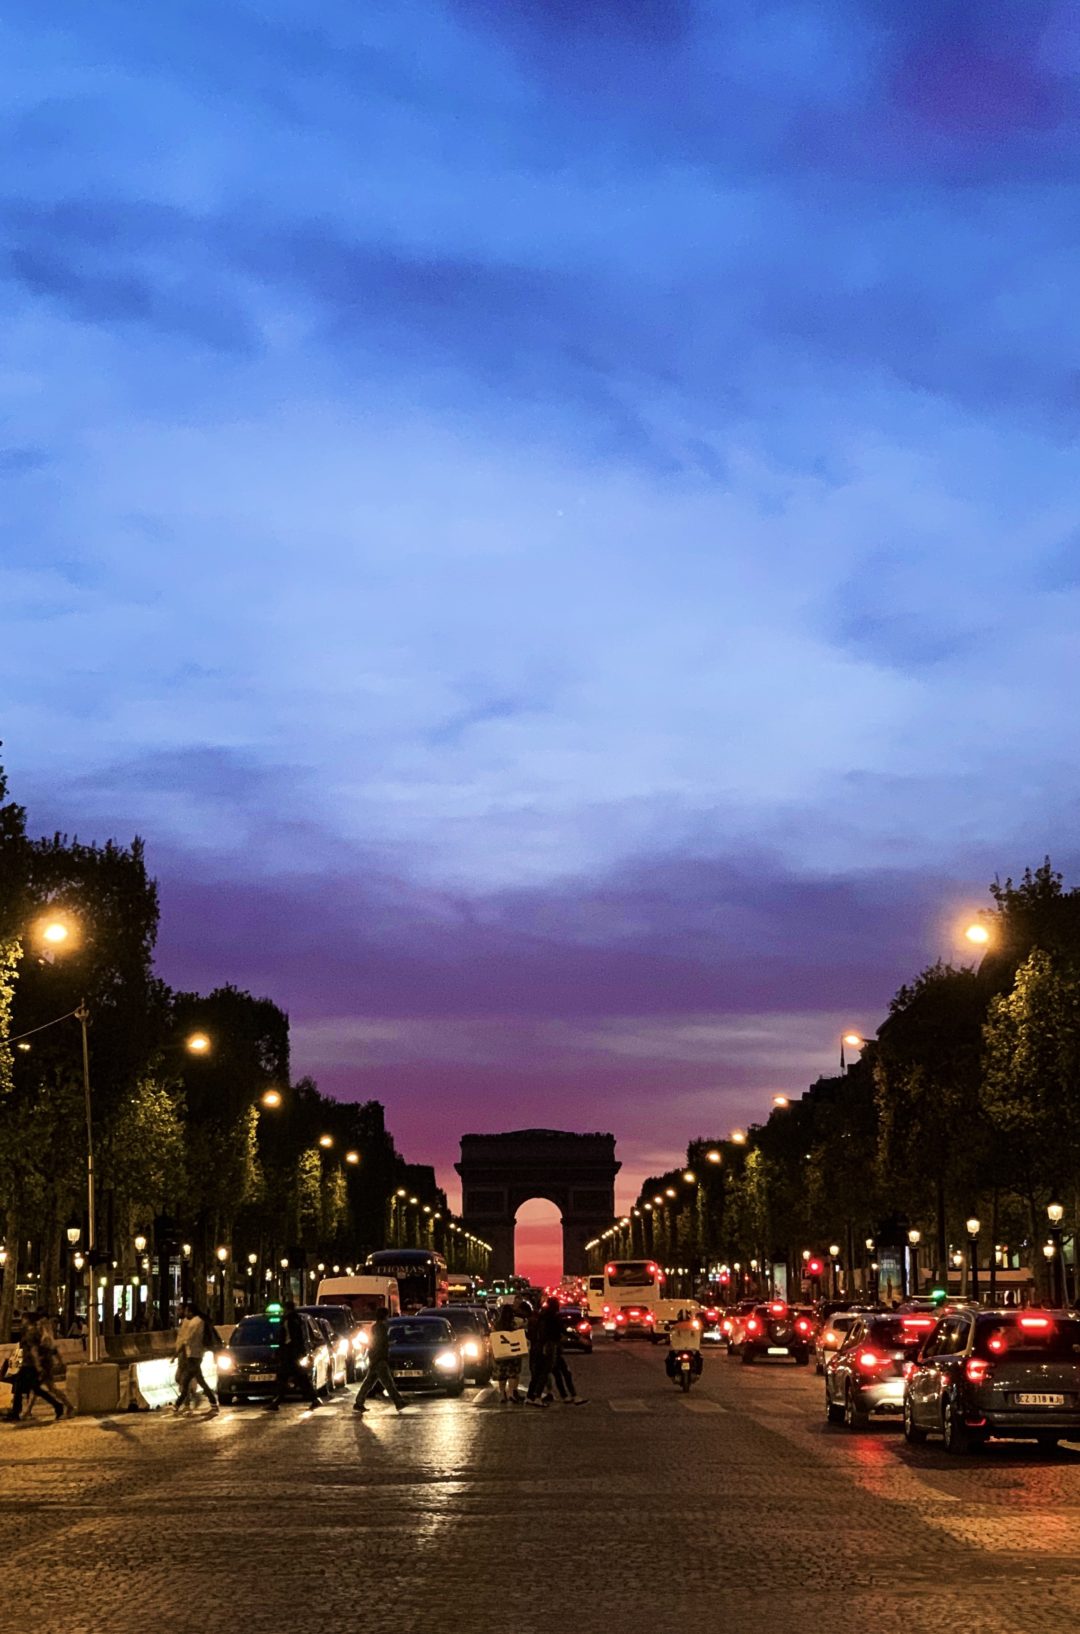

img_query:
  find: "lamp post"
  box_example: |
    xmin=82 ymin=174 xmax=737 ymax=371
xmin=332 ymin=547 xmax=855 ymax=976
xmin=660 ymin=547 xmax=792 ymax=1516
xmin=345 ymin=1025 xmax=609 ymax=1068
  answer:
xmin=216 ymin=1247 xmax=229 ymax=1322
xmin=829 ymin=1244 xmax=841 ymax=1299
xmin=1047 ymin=1202 xmax=1065 ymax=1306
xmin=907 ymin=1229 xmax=921 ymax=1298
xmin=966 ymin=1218 xmax=981 ymax=1303
xmin=65 ymin=1226 xmax=81 ymax=1331
xmin=865 ymin=1237 xmax=876 ymax=1299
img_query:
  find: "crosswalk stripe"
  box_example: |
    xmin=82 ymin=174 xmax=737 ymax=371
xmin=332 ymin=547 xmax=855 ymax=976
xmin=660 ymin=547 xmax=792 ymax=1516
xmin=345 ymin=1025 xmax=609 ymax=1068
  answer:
xmin=609 ymin=1398 xmax=651 ymax=1413
xmin=682 ymin=1398 xmax=727 ymax=1413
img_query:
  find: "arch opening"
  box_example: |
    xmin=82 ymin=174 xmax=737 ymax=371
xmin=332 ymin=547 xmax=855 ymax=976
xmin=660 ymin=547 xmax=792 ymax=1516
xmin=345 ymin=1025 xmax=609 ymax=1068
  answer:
xmin=514 ymin=1197 xmax=563 ymax=1287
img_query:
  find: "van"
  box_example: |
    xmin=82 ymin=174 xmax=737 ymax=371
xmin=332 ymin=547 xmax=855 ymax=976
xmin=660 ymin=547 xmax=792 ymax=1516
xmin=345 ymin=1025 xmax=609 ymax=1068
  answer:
xmin=316 ymin=1275 xmax=401 ymax=1330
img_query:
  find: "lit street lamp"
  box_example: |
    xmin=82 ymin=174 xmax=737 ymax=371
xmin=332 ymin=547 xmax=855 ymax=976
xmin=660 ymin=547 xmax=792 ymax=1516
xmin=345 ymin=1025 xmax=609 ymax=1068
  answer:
xmin=829 ymin=1243 xmax=841 ymax=1298
xmin=840 ymin=1032 xmax=864 ymax=1071
xmin=1047 ymin=1202 xmax=1066 ymax=1306
xmin=907 ymin=1228 xmax=921 ymax=1297
xmin=966 ymin=1217 xmax=981 ymax=1302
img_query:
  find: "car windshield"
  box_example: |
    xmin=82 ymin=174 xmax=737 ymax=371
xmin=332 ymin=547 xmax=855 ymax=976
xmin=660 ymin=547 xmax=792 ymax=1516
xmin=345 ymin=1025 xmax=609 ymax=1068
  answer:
xmin=390 ymin=1319 xmax=452 ymax=1344
xmin=974 ymin=1316 xmax=1080 ymax=1361
xmin=867 ymin=1319 xmax=922 ymax=1350
xmin=231 ymin=1317 xmax=282 ymax=1347
xmin=302 ymin=1306 xmax=352 ymax=1335
xmin=421 ymin=1307 xmax=479 ymax=1334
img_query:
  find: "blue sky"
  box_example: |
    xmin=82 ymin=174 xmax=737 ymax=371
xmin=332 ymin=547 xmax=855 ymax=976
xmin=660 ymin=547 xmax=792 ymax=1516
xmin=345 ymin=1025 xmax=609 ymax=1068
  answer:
xmin=4 ymin=1 xmax=1080 ymax=1254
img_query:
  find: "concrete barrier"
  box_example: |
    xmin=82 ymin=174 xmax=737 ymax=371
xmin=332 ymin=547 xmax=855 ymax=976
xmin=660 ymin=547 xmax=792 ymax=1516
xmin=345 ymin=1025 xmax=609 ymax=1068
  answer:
xmin=69 ymin=1363 xmax=121 ymax=1414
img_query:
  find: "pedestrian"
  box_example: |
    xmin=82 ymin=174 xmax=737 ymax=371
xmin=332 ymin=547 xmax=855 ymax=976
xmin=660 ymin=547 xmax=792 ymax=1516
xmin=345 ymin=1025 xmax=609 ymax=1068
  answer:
xmin=35 ymin=1317 xmax=75 ymax=1419
xmin=491 ymin=1303 xmax=527 ymax=1404
xmin=353 ymin=1305 xmax=407 ymax=1414
xmin=5 ymin=1317 xmax=65 ymax=1422
xmin=173 ymin=1303 xmax=220 ymax=1418
xmin=545 ymin=1345 xmax=587 ymax=1406
xmin=266 ymin=1300 xmax=318 ymax=1411
xmin=526 ymin=1297 xmax=562 ymax=1406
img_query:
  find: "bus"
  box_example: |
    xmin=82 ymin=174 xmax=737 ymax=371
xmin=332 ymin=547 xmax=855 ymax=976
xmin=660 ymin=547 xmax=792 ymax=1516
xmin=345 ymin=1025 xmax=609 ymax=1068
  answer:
xmin=600 ymin=1259 xmax=695 ymax=1336
xmin=364 ymin=1248 xmax=449 ymax=1312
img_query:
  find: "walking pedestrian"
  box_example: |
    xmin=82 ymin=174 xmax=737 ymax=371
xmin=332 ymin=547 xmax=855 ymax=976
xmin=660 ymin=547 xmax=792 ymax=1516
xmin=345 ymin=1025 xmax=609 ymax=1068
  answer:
xmin=526 ymin=1297 xmax=562 ymax=1406
xmin=491 ymin=1303 xmax=527 ymax=1404
xmin=173 ymin=1303 xmax=220 ymax=1417
xmin=5 ymin=1317 xmax=65 ymax=1422
xmin=545 ymin=1343 xmax=587 ymax=1406
xmin=35 ymin=1317 xmax=75 ymax=1418
xmin=353 ymin=1305 xmax=407 ymax=1414
xmin=266 ymin=1300 xmax=319 ymax=1411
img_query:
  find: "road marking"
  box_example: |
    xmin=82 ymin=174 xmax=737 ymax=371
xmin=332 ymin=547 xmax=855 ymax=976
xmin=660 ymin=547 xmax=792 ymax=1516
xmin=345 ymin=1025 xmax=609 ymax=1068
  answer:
xmin=609 ymin=1398 xmax=650 ymax=1413
xmin=682 ymin=1398 xmax=727 ymax=1413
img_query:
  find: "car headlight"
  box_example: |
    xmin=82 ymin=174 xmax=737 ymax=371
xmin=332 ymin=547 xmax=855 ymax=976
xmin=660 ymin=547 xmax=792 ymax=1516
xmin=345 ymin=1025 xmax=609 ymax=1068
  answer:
xmin=434 ymin=1349 xmax=461 ymax=1371
xmin=354 ymin=1331 xmax=370 ymax=1349
xmin=299 ymin=1356 xmax=311 ymax=1368
xmin=463 ymin=1340 xmax=481 ymax=1360
xmin=216 ymin=1353 xmax=233 ymax=1372
xmin=337 ymin=1340 xmax=349 ymax=1356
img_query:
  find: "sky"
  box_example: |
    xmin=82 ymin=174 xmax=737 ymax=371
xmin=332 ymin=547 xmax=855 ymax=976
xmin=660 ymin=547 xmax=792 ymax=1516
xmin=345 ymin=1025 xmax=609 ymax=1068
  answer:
xmin=4 ymin=0 xmax=1080 ymax=1282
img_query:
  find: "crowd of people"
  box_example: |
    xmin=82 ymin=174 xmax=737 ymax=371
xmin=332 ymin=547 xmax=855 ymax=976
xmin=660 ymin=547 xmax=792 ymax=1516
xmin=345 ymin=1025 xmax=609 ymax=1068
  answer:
xmin=491 ymin=1295 xmax=587 ymax=1406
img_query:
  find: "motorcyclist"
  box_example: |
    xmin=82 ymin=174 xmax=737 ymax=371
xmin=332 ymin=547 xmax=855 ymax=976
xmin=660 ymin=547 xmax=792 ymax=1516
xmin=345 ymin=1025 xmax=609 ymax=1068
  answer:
xmin=665 ymin=1308 xmax=704 ymax=1383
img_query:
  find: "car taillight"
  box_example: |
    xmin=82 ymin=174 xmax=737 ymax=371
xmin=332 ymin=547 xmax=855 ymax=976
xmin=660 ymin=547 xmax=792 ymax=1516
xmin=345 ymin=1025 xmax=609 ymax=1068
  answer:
xmin=796 ymin=1319 xmax=810 ymax=1334
xmin=577 ymin=1322 xmax=590 ymax=1333
xmin=965 ymin=1358 xmax=991 ymax=1385
xmin=746 ymin=1318 xmax=760 ymax=1334
xmin=769 ymin=1302 xmax=787 ymax=1316
xmin=1020 ymin=1316 xmax=1051 ymax=1331
xmin=856 ymin=1349 xmax=887 ymax=1372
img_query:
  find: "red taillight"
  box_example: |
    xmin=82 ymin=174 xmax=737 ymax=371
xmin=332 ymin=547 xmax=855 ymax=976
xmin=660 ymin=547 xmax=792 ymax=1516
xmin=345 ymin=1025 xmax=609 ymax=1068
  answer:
xmin=746 ymin=1318 xmax=760 ymax=1334
xmin=901 ymin=1317 xmax=933 ymax=1335
xmin=857 ymin=1349 xmax=887 ymax=1372
xmin=1020 ymin=1316 xmax=1051 ymax=1330
xmin=577 ymin=1322 xmax=589 ymax=1333
xmin=965 ymin=1358 xmax=991 ymax=1385
xmin=988 ymin=1336 xmax=1005 ymax=1353
xmin=769 ymin=1301 xmax=787 ymax=1316
xmin=796 ymin=1319 xmax=811 ymax=1334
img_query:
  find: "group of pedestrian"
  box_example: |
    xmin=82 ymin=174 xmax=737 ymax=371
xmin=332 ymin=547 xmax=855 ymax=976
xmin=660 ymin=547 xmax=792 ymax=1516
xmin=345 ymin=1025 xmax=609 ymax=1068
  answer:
xmin=2 ymin=1312 xmax=75 ymax=1422
xmin=493 ymin=1295 xmax=586 ymax=1407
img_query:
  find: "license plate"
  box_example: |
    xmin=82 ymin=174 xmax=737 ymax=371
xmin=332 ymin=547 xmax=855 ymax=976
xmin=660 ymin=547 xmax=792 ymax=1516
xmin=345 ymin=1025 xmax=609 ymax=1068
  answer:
xmin=767 ymin=1346 xmax=788 ymax=1355
xmin=680 ymin=1361 xmax=691 ymax=1371
xmin=250 ymin=1373 xmax=275 ymax=1383
xmin=1018 ymin=1393 xmax=1064 ymax=1407
xmin=395 ymin=1369 xmax=424 ymax=1378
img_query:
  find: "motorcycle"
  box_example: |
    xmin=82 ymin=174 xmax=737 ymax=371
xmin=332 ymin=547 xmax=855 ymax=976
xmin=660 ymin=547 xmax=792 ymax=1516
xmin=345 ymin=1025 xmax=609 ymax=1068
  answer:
xmin=666 ymin=1347 xmax=703 ymax=1392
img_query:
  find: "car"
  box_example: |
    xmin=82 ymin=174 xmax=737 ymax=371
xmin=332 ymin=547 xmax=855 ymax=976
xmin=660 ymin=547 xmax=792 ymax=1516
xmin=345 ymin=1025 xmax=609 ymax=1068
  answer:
xmin=698 ymin=1303 xmax=724 ymax=1342
xmin=824 ymin=1312 xmax=937 ymax=1429
xmin=814 ymin=1309 xmax=869 ymax=1374
xmin=611 ymin=1304 xmax=656 ymax=1340
xmin=216 ymin=1309 xmax=332 ymax=1405
xmin=418 ymin=1305 xmax=492 ymax=1384
xmin=731 ymin=1300 xmax=811 ymax=1365
xmin=904 ymin=1309 xmax=1080 ymax=1454
xmin=299 ymin=1303 xmax=362 ymax=1382
xmin=383 ymin=1315 xmax=466 ymax=1396
xmin=723 ymin=1300 xmax=761 ymax=1350
xmin=558 ymin=1305 xmax=594 ymax=1353
xmin=310 ymin=1313 xmax=349 ymax=1390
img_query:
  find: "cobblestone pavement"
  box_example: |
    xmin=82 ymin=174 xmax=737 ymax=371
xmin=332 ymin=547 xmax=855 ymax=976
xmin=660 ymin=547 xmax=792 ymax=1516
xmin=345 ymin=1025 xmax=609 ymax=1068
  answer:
xmin=3 ymin=1341 xmax=1080 ymax=1634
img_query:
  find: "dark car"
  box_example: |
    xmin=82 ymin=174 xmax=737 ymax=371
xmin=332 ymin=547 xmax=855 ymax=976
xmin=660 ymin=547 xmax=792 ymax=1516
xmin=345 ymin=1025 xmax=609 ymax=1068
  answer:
xmin=731 ymin=1301 xmax=810 ymax=1365
xmin=825 ymin=1312 xmax=936 ymax=1429
xmin=299 ymin=1303 xmax=361 ymax=1381
xmin=904 ymin=1309 xmax=1080 ymax=1454
xmin=385 ymin=1315 xmax=466 ymax=1396
xmin=418 ymin=1306 xmax=492 ymax=1384
xmin=559 ymin=1305 xmax=594 ymax=1353
xmin=216 ymin=1310 xmax=331 ymax=1404
xmin=611 ymin=1304 xmax=656 ymax=1340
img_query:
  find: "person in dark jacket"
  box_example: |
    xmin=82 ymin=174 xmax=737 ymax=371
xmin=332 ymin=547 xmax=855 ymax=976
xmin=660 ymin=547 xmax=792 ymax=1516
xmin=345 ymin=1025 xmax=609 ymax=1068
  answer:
xmin=5 ymin=1317 xmax=65 ymax=1422
xmin=266 ymin=1301 xmax=318 ymax=1411
xmin=526 ymin=1298 xmax=563 ymax=1405
xmin=353 ymin=1307 xmax=407 ymax=1413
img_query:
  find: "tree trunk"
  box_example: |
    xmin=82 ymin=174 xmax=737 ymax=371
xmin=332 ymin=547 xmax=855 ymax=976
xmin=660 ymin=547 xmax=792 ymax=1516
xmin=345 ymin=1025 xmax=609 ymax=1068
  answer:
xmin=0 ymin=1202 xmax=19 ymax=1341
xmin=935 ymin=1170 xmax=947 ymax=1284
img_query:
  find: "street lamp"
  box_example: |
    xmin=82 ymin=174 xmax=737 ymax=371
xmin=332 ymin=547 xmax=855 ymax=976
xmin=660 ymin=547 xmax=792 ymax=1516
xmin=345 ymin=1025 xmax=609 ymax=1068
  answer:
xmin=966 ymin=1217 xmax=981 ymax=1301
xmin=318 ymin=1134 xmax=334 ymax=1149
xmin=260 ymin=1088 xmax=282 ymax=1109
xmin=907 ymin=1229 xmax=921 ymax=1297
xmin=705 ymin=1149 xmax=722 ymax=1164
xmin=345 ymin=1150 xmax=360 ymax=1165
xmin=730 ymin=1130 xmax=747 ymax=1145
xmin=185 ymin=1032 xmax=211 ymax=1055
xmin=682 ymin=1171 xmax=696 ymax=1184
xmin=841 ymin=1032 xmax=864 ymax=1071
xmin=964 ymin=922 xmax=990 ymax=947
xmin=829 ymin=1243 xmax=841 ymax=1298
xmin=1047 ymin=1202 xmax=1065 ymax=1305
xmin=772 ymin=1094 xmax=789 ymax=1109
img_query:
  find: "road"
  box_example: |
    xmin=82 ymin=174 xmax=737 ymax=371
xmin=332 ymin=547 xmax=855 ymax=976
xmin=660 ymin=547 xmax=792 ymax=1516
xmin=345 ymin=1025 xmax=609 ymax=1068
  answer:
xmin=3 ymin=1340 xmax=1080 ymax=1633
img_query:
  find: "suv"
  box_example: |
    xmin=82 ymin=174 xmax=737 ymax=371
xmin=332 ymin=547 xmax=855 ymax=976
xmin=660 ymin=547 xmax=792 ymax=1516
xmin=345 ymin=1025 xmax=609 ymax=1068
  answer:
xmin=904 ymin=1309 xmax=1080 ymax=1454
xmin=731 ymin=1301 xmax=810 ymax=1365
xmin=418 ymin=1305 xmax=492 ymax=1385
xmin=825 ymin=1311 xmax=935 ymax=1430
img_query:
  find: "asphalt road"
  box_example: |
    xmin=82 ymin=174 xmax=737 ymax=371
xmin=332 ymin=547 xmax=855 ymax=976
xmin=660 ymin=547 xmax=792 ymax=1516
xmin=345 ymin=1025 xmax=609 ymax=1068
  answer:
xmin=3 ymin=1339 xmax=1080 ymax=1634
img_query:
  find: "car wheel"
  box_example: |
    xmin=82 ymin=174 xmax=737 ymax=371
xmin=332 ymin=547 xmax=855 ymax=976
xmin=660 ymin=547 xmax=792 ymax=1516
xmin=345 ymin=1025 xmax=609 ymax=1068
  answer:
xmin=446 ymin=1383 xmax=465 ymax=1397
xmin=741 ymin=1346 xmax=755 ymax=1365
xmin=942 ymin=1395 xmax=976 ymax=1454
xmin=825 ymin=1388 xmax=844 ymax=1426
xmin=218 ymin=1392 xmax=234 ymax=1407
xmin=1036 ymin=1434 xmax=1060 ymax=1452
xmin=794 ymin=1349 xmax=809 ymax=1367
xmin=844 ymin=1383 xmax=869 ymax=1432
xmin=815 ymin=1359 xmax=824 ymax=1375
xmin=903 ymin=1396 xmax=927 ymax=1445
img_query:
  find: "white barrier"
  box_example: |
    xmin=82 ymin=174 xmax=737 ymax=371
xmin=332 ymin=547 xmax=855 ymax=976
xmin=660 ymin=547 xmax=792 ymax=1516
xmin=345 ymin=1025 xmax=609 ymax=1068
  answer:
xmin=130 ymin=1354 xmax=219 ymax=1411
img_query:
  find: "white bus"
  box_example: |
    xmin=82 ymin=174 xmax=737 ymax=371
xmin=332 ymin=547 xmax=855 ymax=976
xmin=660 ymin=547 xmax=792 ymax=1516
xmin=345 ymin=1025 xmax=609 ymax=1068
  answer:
xmin=600 ymin=1259 xmax=697 ymax=1337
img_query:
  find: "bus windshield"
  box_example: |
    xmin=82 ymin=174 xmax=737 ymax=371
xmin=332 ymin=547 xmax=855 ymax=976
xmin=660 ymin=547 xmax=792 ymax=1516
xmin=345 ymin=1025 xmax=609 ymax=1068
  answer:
xmin=365 ymin=1250 xmax=448 ymax=1311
